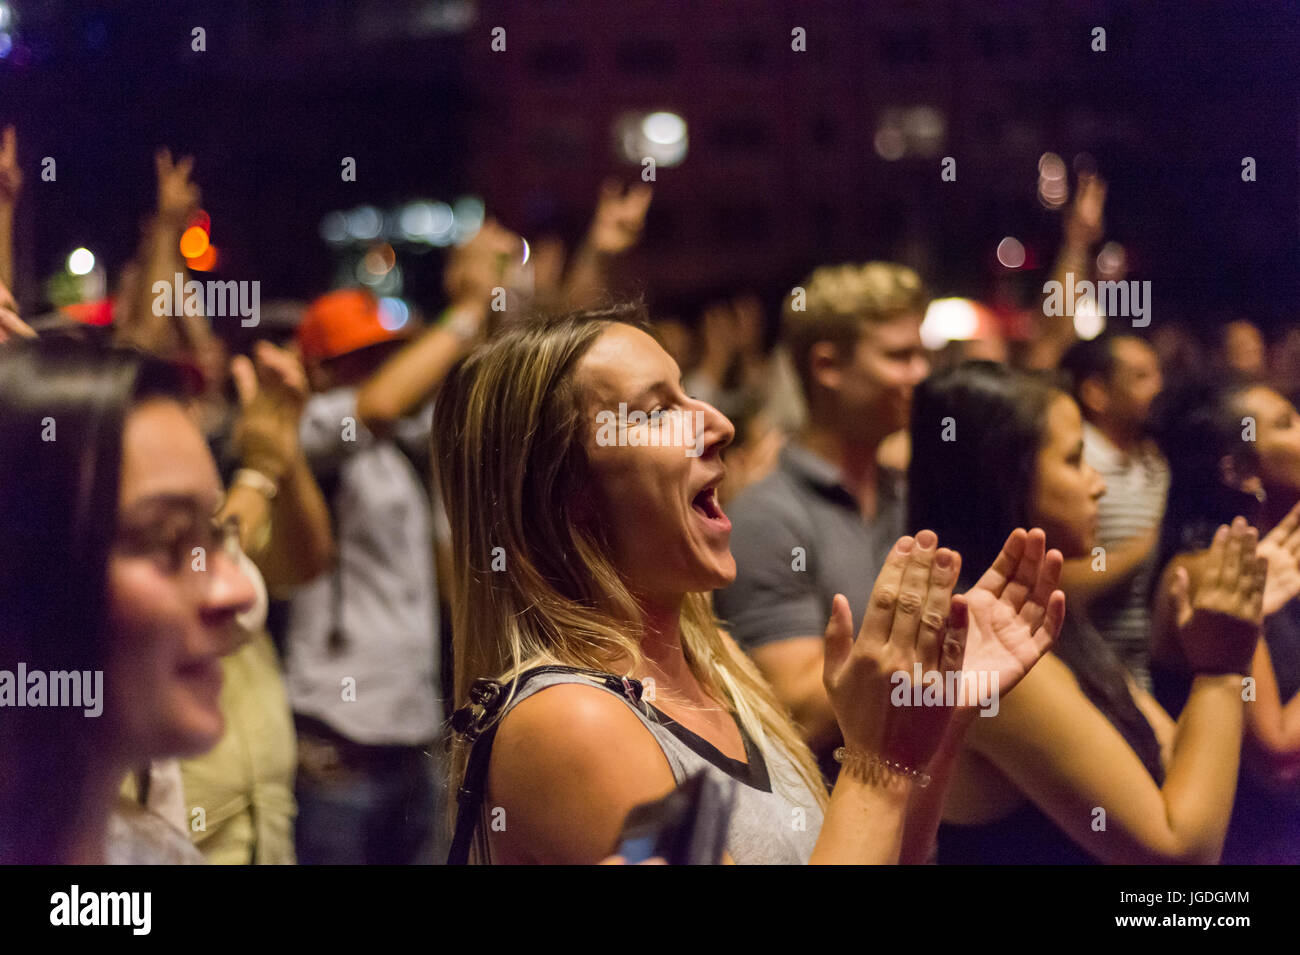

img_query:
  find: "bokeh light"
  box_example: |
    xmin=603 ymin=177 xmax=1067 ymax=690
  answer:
xmin=179 ymin=226 xmax=211 ymax=259
xmin=996 ymin=236 xmax=1026 ymax=269
xmin=920 ymin=297 xmax=980 ymax=350
xmin=67 ymin=247 xmax=95 ymax=275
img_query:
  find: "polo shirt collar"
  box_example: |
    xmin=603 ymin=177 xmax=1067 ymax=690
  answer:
xmin=781 ymin=441 xmax=903 ymax=510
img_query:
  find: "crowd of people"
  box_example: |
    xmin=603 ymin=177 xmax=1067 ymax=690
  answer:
xmin=1 ymin=120 xmax=1298 ymax=866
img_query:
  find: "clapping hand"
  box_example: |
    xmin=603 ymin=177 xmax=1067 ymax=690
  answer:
xmin=959 ymin=528 xmax=1067 ymax=708
xmin=1256 ymin=500 xmax=1300 ymax=616
xmin=1168 ymin=517 xmax=1264 ymax=676
xmin=823 ymin=530 xmax=967 ymax=773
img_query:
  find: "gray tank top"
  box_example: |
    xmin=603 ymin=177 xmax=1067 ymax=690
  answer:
xmin=471 ymin=671 xmax=825 ymax=864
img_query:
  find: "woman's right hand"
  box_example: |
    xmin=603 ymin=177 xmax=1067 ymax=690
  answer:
xmin=1171 ymin=517 xmax=1265 ymax=675
xmin=822 ymin=530 xmax=966 ymax=773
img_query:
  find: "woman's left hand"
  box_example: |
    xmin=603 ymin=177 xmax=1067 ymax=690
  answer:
xmin=959 ymin=528 xmax=1066 ymax=710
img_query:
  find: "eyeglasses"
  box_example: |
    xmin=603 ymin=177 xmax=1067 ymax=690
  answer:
xmin=113 ymin=512 xmax=244 ymax=581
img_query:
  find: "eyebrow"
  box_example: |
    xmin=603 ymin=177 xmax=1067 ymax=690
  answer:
xmin=119 ymin=492 xmax=216 ymax=523
xmin=628 ymin=378 xmax=686 ymax=406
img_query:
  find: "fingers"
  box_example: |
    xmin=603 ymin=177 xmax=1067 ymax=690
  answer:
xmin=1168 ymin=565 xmax=1193 ymax=629
xmin=1018 ymin=547 xmax=1064 ymax=631
xmin=916 ymin=546 xmax=961 ymax=666
xmin=1002 ymin=528 xmax=1047 ymax=611
xmin=1 ymin=126 xmax=14 ymax=160
xmin=861 ymin=536 xmax=915 ymax=644
xmin=972 ymin=528 xmax=1027 ymax=598
xmin=1280 ymin=499 xmax=1300 ymax=553
xmin=822 ymin=593 xmax=854 ymax=680
xmin=1034 ymin=590 xmax=1067 ymax=656
xmin=0 ymin=307 xmax=36 ymax=341
xmin=1202 ymin=524 xmax=1229 ymax=593
xmin=1247 ymin=556 xmax=1267 ymax=621
xmin=888 ymin=530 xmax=938 ymax=650
xmin=1220 ymin=517 xmax=1250 ymax=593
xmin=229 ymin=354 xmax=257 ymax=407
xmin=626 ymin=182 xmax=654 ymax=214
xmin=940 ymin=593 xmax=970 ymax=674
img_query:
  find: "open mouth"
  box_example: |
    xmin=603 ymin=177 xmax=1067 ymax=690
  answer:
xmin=691 ymin=484 xmax=729 ymax=526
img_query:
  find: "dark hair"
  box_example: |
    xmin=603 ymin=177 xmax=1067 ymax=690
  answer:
xmin=908 ymin=361 xmax=1165 ymax=785
xmin=1151 ymin=380 xmax=1260 ymax=582
xmin=1059 ymin=335 xmax=1123 ymax=402
xmin=0 ymin=336 xmax=192 ymax=863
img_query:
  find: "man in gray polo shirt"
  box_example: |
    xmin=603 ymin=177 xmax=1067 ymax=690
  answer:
xmin=715 ymin=262 xmax=929 ymax=774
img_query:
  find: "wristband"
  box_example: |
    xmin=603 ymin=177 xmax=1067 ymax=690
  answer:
xmin=834 ymin=746 xmax=931 ymax=788
xmin=232 ymin=468 xmax=278 ymax=501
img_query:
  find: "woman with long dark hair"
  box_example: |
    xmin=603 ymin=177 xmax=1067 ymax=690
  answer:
xmin=1151 ymin=380 xmax=1300 ymax=863
xmin=910 ymin=361 xmax=1263 ymax=863
xmin=0 ymin=337 xmax=255 ymax=863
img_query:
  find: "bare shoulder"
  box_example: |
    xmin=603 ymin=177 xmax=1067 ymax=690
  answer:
xmin=487 ymin=682 xmax=677 ymax=863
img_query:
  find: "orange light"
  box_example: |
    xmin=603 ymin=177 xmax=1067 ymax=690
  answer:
xmin=187 ymin=243 xmax=218 ymax=272
xmin=180 ymin=226 xmax=211 ymax=259
xmin=187 ymin=209 xmax=211 ymax=234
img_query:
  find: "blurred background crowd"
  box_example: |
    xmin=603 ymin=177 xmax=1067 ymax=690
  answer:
xmin=1 ymin=0 xmax=1298 ymax=865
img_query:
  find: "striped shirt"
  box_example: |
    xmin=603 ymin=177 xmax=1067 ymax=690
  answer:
xmin=1084 ymin=422 xmax=1170 ymax=691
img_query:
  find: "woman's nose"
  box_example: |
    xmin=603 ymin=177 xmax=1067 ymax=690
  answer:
xmin=200 ymin=548 xmax=258 ymax=641
xmin=699 ymin=402 xmax=735 ymax=458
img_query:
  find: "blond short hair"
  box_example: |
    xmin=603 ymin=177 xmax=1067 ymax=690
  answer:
xmin=783 ymin=262 xmax=928 ymax=396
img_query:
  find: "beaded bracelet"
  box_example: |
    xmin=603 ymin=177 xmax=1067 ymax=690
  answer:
xmin=833 ymin=746 xmax=931 ymax=788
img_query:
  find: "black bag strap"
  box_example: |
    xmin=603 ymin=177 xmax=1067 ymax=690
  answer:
xmin=446 ymin=665 xmax=644 ymax=865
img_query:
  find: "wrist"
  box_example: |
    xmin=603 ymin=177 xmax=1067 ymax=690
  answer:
xmin=441 ymin=302 xmax=487 ymax=343
xmin=237 ymin=457 xmax=288 ymax=487
xmin=834 ymin=745 xmax=931 ymax=790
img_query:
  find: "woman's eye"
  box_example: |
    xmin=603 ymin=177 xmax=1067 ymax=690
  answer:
xmin=152 ymin=533 xmax=189 ymax=573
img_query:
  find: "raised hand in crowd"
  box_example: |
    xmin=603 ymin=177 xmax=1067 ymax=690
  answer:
xmin=0 ymin=277 xmax=36 ymax=344
xmin=118 ymin=149 xmax=213 ymax=358
xmin=565 ymin=180 xmax=653 ymax=308
xmin=0 ymin=126 xmax=21 ymax=292
xmin=222 ymin=341 xmax=334 ymax=593
xmin=1027 ymin=172 xmax=1109 ymax=369
xmin=349 ymin=217 xmax=523 ymax=439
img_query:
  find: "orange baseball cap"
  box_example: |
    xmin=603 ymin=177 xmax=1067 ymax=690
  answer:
xmin=296 ymin=288 xmax=409 ymax=362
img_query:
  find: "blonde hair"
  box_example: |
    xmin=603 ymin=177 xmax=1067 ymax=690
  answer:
xmin=783 ymin=261 xmax=928 ymax=396
xmin=432 ymin=307 xmax=829 ymax=830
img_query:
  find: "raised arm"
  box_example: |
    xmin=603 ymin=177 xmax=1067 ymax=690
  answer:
xmin=967 ymin=518 xmax=1262 ymax=863
xmin=900 ymin=527 xmax=1065 ymax=863
xmin=221 ymin=342 xmax=335 ymax=593
xmin=563 ymin=180 xmax=652 ymax=310
xmin=117 ymin=150 xmax=212 ymax=358
xmin=812 ymin=530 xmax=973 ymax=864
xmin=1059 ymin=523 xmax=1158 ymax=608
xmin=355 ymin=219 xmax=519 ymax=438
xmin=1026 ymin=175 xmax=1107 ymax=370
xmin=0 ymin=126 xmax=20 ymax=294
xmin=1240 ymin=499 xmax=1300 ymax=772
